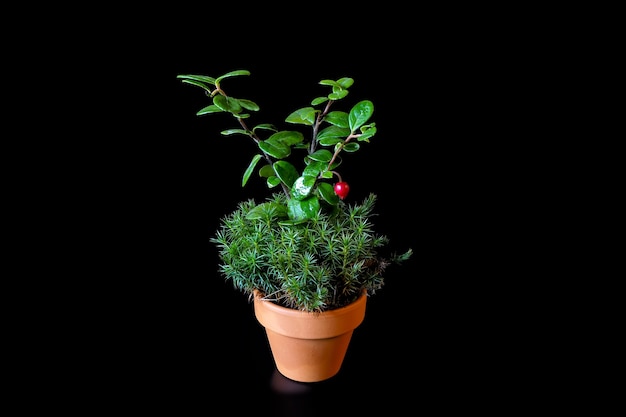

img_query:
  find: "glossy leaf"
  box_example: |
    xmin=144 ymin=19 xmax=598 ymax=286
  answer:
xmin=287 ymin=196 xmax=320 ymax=222
xmin=319 ymin=78 xmax=353 ymax=89
xmin=239 ymin=99 xmax=259 ymax=111
xmin=328 ymin=89 xmax=349 ymax=100
xmin=358 ymin=125 xmax=377 ymax=141
xmin=307 ymin=149 xmax=333 ymax=162
xmin=253 ymin=123 xmax=277 ymax=133
xmin=259 ymin=138 xmax=290 ymax=159
xmin=221 ymin=128 xmax=249 ymax=136
xmin=318 ymin=136 xmax=343 ymax=147
xmin=319 ymin=80 xmax=339 ymax=87
xmin=291 ymin=175 xmax=316 ymax=200
xmin=273 ymin=160 xmax=299 ymax=188
xmin=258 ymin=164 xmax=274 ymax=178
xmin=317 ymin=182 xmax=340 ymax=206
xmin=214 ymin=95 xmax=242 ymax=114
xmin=348 ymin=100 xmax=373 ymax=132
xmin=177 ymin=74 xmax=217 ymax=85
xmin=336 ymin=77 xmax=354 ymax=88
xmin=242 ymin=154 xmax=262 ymax=187
xmin=343 ymin=142 xmax=360 ymax=152
xmin=311 ymin=96 xmax=329 ymax=106
xmin=285 ymin=107 xmax=316 ymax=125
xmin=268 ymin=131 xmax=304 ymax=146
xmin=302 ymin=160 xmax=326 ymax=177
xmin=215 ymin=70 xmax=250 ymax=83
xmin=324 ymin=111 xmax=349 ymax=128
xmin=197 ymin=105 xmax=223 ymax=115
xmin=267 ymin=176 xmax=281 ymax=188
xmin=179 ymin=79 xmax=212 ymax=92
xmin=246 ymin=201 xmax=288 ymax=220
xmin=317 ymin=126 xmax=350 ymax=143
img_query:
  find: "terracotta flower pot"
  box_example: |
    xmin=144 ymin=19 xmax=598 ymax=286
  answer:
xmin=253 ymin=289 xmax=367 ymax=383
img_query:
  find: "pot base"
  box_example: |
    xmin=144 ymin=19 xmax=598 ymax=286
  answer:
xmin=253 ymin=290 xmax=367 ymax=383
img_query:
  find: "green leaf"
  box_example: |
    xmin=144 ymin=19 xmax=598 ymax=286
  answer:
xmin=268 ymin=131 xmax=304 ymax=146
xmin=258 ymin=164 xmax=274 ymax=178
xmin=324 ymin=111 xmax=349 ymax=128
xmin=273 ymin=160 xmax=299 ymax=188
xmin=245 ymin=204 xmax=266 ymax=220
xmin=179 ymin=79 xmax=212 ymax=92
xmin=287 ymin=196 xmax=320 ymax=222
xmin=318 ymin=137 xmax=343 ymax=147
xmin=197 ymin=105 xmax=223 ymax=115
xmin=319 ymin=79 xmax=340 ymax=87
xmin=348 ymin=100 xmax=374 ymax=132
xmin=328 ymin=90 xmax=349 ymax=100
xmin=239 ymin=99 xmax=259 ymax=111
xmin=317 ymin=126 xmax=350 ymax=142
xmin=291 ymin=175 xmax=316 ymax=200
xmin=215 ymin=70 xmax=250 ymax=83
xmin=267 ymin=176 xmax=281 ymax=188
xmin=336 ymin=77 xmax=354 ymax=88
xmin=242 ymin=154 xmax=262 ymax=187
xmin=317 ymin=182 xmax=340 ymax=206
xmin=358 ymin=125 xmax=377 ymax=141
xmin=285 ymin=107 xmax=316 ymax=125
xmin=214 ymin=95 xmax=242 ymax=114
xmin=253 ymin=123 xmax=277 ymax=133
xmin=311 ymin=96 xmax=329 ymax=106
xmin=177 ymin=74 xmax=217 ymax=85
xmin=259 ymin=138 xmax=290 ymax=159
xmin=221 ymin=128 xmax=249 ymax=136
xmin=302 ymin=160 xmax=326 ymax=177
xmin=343 ymin=142 xmax=360 ymax=152
xmin=307 ymin=149 xmax=333 ymax=162
xmin=246 ymin=201 xmax=288 ymax=220
xmin=319 ymin=78 xmax=353 ymax=89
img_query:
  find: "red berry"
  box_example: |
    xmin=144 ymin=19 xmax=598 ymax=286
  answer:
xmin=333 ymin=181 xmax=349 ymax=200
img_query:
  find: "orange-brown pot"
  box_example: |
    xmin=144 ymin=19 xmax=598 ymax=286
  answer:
xmin=253 ymin=289 xmax=367 ymax=383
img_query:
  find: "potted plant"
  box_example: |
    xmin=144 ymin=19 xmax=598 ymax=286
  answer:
xmin=177 ymin=69 xmax=413 ymax=382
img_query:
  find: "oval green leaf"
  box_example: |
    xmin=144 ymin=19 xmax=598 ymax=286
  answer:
xmin=324 ymin=111 xmax=349 ymax=128
xmin=258 ymin=164 xmax=274 ymax=178
xmin=348 ymin=100 xmax=373 ymax=132
xmin=287 ymin=196 xmax=320 ymax=222
xmin=317 ymin=126 xmax=350 ymax=142
xmin=273 ymin=160 xmax=299 ymax=188
xmin=285 ymin=107 xmax=316 ymax=126
xmin=214 ymin=95 xmax=242 ymax=114
xmin=291 ymin=175 xmax=316 ymax=200
xmin=268 ymin=131 xmax=304 ymax=146
xmin=197 ymin=104 xmax=223 ymax=115
xmin=308 ymin=149 xmax=333 ymax=162
xmin=302 ymin=161 xmax=326 ymax=177
xmin=317 ymin=182 xmax=340 ymax=206
xmin=259 ymin=139 xmax=290 ymax=159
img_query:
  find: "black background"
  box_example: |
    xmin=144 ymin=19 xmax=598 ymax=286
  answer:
xmin=46 ymin=9 xmax=545 ymax=415
xmin=129 ymin=49 xmax=513 ymax=415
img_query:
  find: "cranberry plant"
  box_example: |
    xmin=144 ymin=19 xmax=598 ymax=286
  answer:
xmin=177 ymin=70 xmax=376 ymax=223
xmin=178 ymin=70 xmax=412 ymax=311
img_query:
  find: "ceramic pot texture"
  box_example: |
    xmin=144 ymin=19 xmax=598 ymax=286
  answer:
xmin=253 ymin=289 xmax=367 ymax=383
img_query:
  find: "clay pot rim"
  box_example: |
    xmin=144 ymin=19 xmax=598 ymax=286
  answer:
xmin=252 ymin=289 xmax=367 ymax=317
